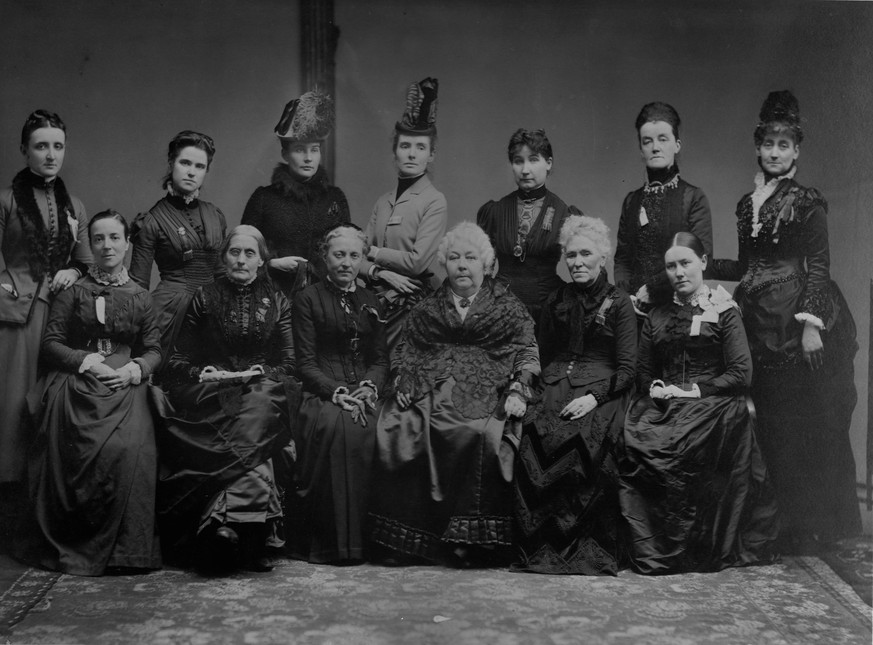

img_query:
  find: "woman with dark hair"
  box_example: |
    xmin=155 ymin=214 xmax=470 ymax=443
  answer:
xmin=290 ymin=224 xmax=389 ymax=563
xmin=619 ymin=232 xmax=778 ymax=574
xmin=15 ymin=210 xmax=161 ymax=575
xmin=153 ymin=225 xmax=296 ymax=573
xmin=614 ymin=102 xmax=712 ymax=305
xmin=130 ymin=130 xmax=227 ymax=369
xmin=0 ymin=110 xmax=91 ymax=531
xmin=514 ymin=215 xmax=637 ymax=576
xmin=710 ymin=90 xmax=860 ymax=552
xmin=360 ymin=77 xmax=447 ymax=351
xmin=242 ymin=91 xmax=350 ymax=299
xmin=370 ymin=222 xmax=539 ymax=568
xmin=477 ymin=128 xmax=577 ymax=323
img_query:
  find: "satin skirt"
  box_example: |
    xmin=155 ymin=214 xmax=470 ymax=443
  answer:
xmin=619 ymin=393 xmax=779 ymax=574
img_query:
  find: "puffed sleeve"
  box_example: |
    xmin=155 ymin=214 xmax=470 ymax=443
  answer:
xmin=635 ymin=314 xmax=656 ymax=392
xmin=131 ymin=292 xmax=162 ymax=377
xmin=372 ymin=191 xmax=447 ymax=277
xmin=41 ymin=286 xmax=90 ymax=372
xmin=586 ymin=293 xmax=638 ymax=404
xmin=796 ymin=193 xmax=833 ymax=326
xmin=292 ymin=287 xmax=344 ymax=398
xmin=66 ymin=197 xmax=92 ymax=274
xmin=266 ymin=291 xmax=296 ymax=377
xmin=613 ymin=192 xmax=635 ymax=293
xmin=129 ymin=213 xmax=156 ymax=290
xmin=684 ymin=186 xmax=713 ymax=260
xmin=164 ymin=287 xmax=208 ymax=383
xmin=696 ymin=307 xmax=752 ymax=397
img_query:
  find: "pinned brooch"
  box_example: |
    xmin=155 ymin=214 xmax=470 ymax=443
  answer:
xmin=256 ymin=297 xmax=271 ymax=323
xmin=639 ymin=206 xmax=649 ymax=227
xmin=542 ymin=206 xmax=555 ymax=232
xmin=66 ymin=209 xmax=78 ymax=240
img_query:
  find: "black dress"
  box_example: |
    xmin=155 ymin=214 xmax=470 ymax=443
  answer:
xmin=619 ymin=286 xmax=779 ymax=574
xmin=290 ymin=280 xmax=389 ymax=563
xmin=514 ymin=272 xmax=637 ymax=575
xmin=152 ymin=275 xmax=297 ymax=555
xmin=711 ymin=173 xmax=860 ymax=545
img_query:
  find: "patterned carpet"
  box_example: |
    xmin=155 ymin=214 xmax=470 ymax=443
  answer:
xmin=4 ymin=555 xmax=871 ymax=645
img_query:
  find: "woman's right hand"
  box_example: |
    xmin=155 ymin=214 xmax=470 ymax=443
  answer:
xmin=377 ymin=270 xmax=422 ymax=295
xmin=396 ymin=390 xmax=412 ymax=409
xmin=269 ymin=256 xmax=307 ymax=272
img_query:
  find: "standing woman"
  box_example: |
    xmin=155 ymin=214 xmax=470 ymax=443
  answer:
xmin=711 ymin=91 xmax=860 ymax=551
xmin=16 ymin=210 xmax=161 ymax=575
xmin=360 ymin=77 xmax=447 ymax=351
xmin=620 ymin=233 xmax=778 ymax=574
xmin=478 ymin=129 xmax=577 ymax=324
xmin=613 ymin=103 xmax=712 ymax=304
xmin=130 ymin=131 xmax=226 ymax=369
xmin=514 ymin=215 xmax=637 ymax=575
xmin=0 ymin=110 xmax=91 ymax=530
xmin=242 ymin=91 xmax=350 ymax=298
xmin=291 ymin=224 xmax=389 ymax=564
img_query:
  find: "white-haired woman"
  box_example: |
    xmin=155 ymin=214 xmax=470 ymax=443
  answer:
xmin=153 ymin=225 xmax=296 ymax=573
xmin=513 ymin=215 xmax=637 ymax=575
xmin=370 ymin=222 xmax=540 ymax=567
xmin=290 ymin=224 xmax=389 ymax=564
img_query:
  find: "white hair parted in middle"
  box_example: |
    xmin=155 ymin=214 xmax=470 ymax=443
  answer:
xmin=558 ymin=214 xmax=613 ymax=260
xmin=436 ymin=221 xmax=496 ymax=276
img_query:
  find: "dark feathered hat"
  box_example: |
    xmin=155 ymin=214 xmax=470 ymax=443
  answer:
xmin=395 ymin=77 xmax=439 ymax=136
xmin=754 ymin=90 xmax=803 ymax=145
xmin=274 ymin=90 xmax=335 ymax=141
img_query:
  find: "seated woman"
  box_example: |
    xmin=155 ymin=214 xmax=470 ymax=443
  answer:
xmin=290 ymin=224 xmax=389 ymax=564
xmin=619 ymin=232 xmax=778 ymax=574
xmin=370 ymin=222 xmax=540 ymax=567
xmin=15 ymin=210 xmax=161 ymax=576
xmin=152 ymin=225 xmax=296 ymax=573
xmin=514 ymin=215 xmax=637 ymax=575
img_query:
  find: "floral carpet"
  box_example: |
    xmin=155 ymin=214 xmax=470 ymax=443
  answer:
xmin=5 ymin=555 xmax=871 ymax=645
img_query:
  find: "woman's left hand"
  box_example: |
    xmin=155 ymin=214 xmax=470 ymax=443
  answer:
xmin=351 ymin=385 xmax=377 ymax=410
xmin=504 ymin=393 xmax=527 ymax=418
xmin=49 ymin=268 xmax=79 ymax=293
xmin=802 ymin=323 xmax=824 ymax=370
xmin=96 ymin=366 xmax=132 ymax=391
xmin=560 ymin=394 xmax=597 ymax=420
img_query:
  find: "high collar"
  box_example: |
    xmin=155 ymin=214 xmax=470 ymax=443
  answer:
xmin=89 ymin=264 xmax=130 ymax=286
xmin=645 ymin=164 xmax=679 ymax=187
xmin=22 ymin=169 xmax=57 ymax=190
xmin=516 ymin=184 xmax=548 ymax=202
xmin=270 ymin=163 xmax=329 ymax=197
xmin=569 ymin=269 xmax=609 ymax=303
xmin=396 ymin=173 xmax=426 ymax=200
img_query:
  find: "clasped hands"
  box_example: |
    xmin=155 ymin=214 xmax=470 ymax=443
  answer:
xmin=336 ymin=386 xmax=377 ymax=427
xmin=89 ymin=361 xmax=140 ymax=390
xmin=650 ymin=380 xmax=700 ymax=400
xmin=199 ymin=364 xmax=265 ymax=383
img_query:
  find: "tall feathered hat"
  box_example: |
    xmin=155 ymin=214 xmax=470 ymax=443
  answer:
xmin=395 ymin=77 xmax=439 ymax=136
xmin=274 ymin=90 xmax=335 ymax=141
xmin=754 ymin=90 xmax=803 ymax=145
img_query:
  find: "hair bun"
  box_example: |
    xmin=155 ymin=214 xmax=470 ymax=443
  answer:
xmin=758 ymin=90 xmax=800 ymax=126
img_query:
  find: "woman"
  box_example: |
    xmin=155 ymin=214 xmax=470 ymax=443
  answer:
xmin=613 ymin=103 xmax=712 ymax=304
xmin=477 ymin=128 xmax=577 ymax=323
xmin=290 ymin=224 xmax=388 ymax=564
xmin=620 ymin=233 xmax=778 ymax=574
xmin=370 ymin=222 xmax=540 ymax=567
xmin=361 ymin=77 xmax=447 ymax=351
xmin=514 ymin=215 xmax=637 ymax=575
xmin=242 ymin=91 xmax=350 ymax=298
xmin=710 ymin=91 xmax=860 ymax=551
xmin=153 ymin=225 xmax=296 ymax=572
xmin=0 ymin=110 xmax=91 ymax=542
xmin=15 ymin=210 xmax=161 ymax=576
xmin=130 ymin=131 xmax=226 ymax=369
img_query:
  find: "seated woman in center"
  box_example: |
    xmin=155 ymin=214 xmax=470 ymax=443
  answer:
xmin=370 ymin=222 xmax=540 ymax=568
xmin=619 ymin=232 xmax=778 ymax=574
xmin=153 ymin=225 xmax=296 ymax=573
xmin=514 ymin=215 xmax=637 ymax=575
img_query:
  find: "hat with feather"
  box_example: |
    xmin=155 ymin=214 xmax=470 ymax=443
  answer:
xmin=274 ymin=90 xmax=335 ymax=141
xmin=395 ymin=77 xmax=439 ymax=137
xmin=754 ymin=90 xmax=804 ymax=145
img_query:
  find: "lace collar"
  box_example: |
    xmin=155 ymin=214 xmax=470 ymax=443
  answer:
xmin=750 ymin=166 xmax=797 ymax=237
xmin=643 ymin=165 xmax=680 ymax=195
xmin=166 ymin=183 xmax=200 ymax=205
xmin=89 ymin=265 xmax=130 ymax=286
xmin=673 ymin=283 xmax=736 ymax=313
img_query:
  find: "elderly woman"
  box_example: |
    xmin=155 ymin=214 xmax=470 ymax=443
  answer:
xmin=620 ymin=233 xmax=778 ymax=574
xmin=153 ymin=225 xmax=296 ymax=573
xmin=290 ymin=224 xmax=389 ymax=564
xmin=710 ymin=91 xmax=860 ymax=552
xmin=613 ymin=103 xmax=712 ymax=304
xmin=360 ymin=78 xmax=447 ymax=351
xmin=477 ymin=128 xmax=577 ymax=323
xmin=130 ymin=130 xmax=226 ymax=369
xmin=370 ymin=222 xmax=540 ymax=567
xmin=242 ymin=91 xmax=350 ymax=298
xmin=514 ymin=215 xmax=637 ymax=575
xmin=15 ymin=210 xmax=160 ymax=575
xmin=0 ymin=111 xmax=91 ymax=531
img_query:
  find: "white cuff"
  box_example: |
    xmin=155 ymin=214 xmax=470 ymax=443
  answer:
xmin=332 ymin=386 xmax=350 ymax=405
xmin=125 ymin=361 xmax=143 ymax=385
xmin=794 ymin=312 xmax=824 ymax=330
xmin=359 ymin=380 xmax=378 ymax=400
xmin=79 ymin=353 xmax=105 ymax=374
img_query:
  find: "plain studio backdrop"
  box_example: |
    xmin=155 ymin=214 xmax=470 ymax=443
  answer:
xmin=2 ymin=0 xmax=871 ymax=528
